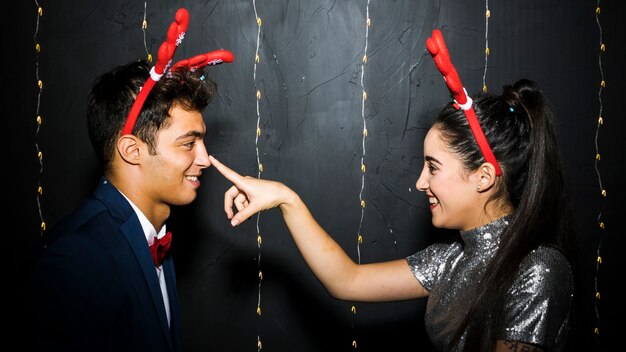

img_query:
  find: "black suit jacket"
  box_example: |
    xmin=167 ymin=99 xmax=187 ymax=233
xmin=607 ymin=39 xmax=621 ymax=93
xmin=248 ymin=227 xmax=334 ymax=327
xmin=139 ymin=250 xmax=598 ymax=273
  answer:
xmin=25 ymin=178 xmax=182 ymax=352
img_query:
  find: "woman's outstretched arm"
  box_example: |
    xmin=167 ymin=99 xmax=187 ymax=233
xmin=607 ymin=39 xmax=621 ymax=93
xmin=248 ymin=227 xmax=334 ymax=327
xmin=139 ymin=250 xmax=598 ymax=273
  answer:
xmin=209 ymin=155 xmax=427 ymax=302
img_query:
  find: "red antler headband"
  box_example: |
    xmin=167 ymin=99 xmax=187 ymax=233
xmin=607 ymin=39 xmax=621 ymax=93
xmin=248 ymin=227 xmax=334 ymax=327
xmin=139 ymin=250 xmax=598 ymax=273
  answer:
xmin=122 ymin=8 xmax=235 ymax=136
xmin=426 ymin=29 xmax=502 ymax=176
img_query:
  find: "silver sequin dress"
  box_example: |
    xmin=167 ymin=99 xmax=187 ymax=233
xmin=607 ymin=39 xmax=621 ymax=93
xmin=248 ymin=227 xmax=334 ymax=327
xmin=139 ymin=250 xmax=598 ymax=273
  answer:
xmin=406 ymin=217 xmax=573 ymax=351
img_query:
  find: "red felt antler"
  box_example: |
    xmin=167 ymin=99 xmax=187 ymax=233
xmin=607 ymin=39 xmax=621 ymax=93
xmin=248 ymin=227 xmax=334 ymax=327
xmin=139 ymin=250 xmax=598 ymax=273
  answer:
xmin=154 ymin=8 xmax=190 ymax=75
xmin=426 ymin=29 xmax=502 ymax=176
xmin=171 ymin=49 xmax=235 ymax=71
xmin=122 ymin=8 xmax=234 ymax=136
xmin=122 ymin=8 xmax=189 ymax=136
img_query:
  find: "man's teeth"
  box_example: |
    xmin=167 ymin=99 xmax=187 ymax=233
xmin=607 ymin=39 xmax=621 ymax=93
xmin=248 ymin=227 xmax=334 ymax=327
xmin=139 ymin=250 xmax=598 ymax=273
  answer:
xmin=186 ymin=176 xmax=198 ymax=182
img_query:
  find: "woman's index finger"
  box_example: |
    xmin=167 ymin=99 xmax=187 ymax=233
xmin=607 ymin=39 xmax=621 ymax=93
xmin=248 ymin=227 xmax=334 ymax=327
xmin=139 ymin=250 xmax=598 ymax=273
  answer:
xmin=209 ymin=155 xmax=244 ymax=185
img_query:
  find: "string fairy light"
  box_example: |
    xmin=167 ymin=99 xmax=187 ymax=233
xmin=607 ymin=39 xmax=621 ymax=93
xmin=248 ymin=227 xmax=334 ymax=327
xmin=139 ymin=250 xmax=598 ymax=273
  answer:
xmin=351 ymin=1 xmax=372 ymax=349
xmin=252 ymin=1 xmax=264 ymax=350
xmin=482 ymin=0 xmax=490 ymax=92
xmin=34 ymin=1 xmax=46 ymax=238
xmin=592 ymin=1 xmax=607 ymax=341
xmin=142 ymin=1 xmax=152 ymax=63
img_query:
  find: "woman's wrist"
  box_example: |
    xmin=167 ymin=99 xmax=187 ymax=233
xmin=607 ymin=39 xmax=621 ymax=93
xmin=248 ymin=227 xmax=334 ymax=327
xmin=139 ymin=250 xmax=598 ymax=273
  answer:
xmin=278 ymin=185 xmax=301 ymax=212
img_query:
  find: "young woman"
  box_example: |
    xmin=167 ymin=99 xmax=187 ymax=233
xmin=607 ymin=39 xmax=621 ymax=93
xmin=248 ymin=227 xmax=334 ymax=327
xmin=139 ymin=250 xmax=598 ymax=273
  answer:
xmin=209 ymin=78 xmax=577 ymax=352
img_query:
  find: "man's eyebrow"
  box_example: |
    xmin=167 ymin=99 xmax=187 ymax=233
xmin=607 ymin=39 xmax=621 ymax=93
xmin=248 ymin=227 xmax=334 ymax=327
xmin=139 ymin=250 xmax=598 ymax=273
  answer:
xmin=175 ymin=131 xmax=205 ymax=140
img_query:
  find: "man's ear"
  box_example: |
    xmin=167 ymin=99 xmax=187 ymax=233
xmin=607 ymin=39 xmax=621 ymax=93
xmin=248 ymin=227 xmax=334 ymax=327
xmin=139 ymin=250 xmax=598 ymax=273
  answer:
xmin=475 ymin=162 xmax=497 ymax=192
xmin=116 ymin=135 xmax=142 ymax=165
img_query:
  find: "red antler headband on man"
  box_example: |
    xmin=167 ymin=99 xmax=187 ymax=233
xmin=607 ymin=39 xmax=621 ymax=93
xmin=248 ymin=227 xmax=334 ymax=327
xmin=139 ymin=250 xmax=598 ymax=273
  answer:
xmin=426 ymin=29 xmax=502 ymax=176
xmin=122 ymin=8 xmax=235 ymax=136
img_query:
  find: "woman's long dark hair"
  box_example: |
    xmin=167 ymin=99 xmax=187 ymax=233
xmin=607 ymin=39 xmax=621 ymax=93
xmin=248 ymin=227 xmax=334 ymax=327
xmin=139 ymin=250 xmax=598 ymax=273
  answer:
xmin=435 ymin=79 xmax=578 ymax=351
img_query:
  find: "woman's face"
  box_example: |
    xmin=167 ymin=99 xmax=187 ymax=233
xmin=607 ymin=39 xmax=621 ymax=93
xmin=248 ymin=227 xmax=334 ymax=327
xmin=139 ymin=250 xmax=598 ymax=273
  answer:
xmin=415 ymin=127 xmax=485 ymax=231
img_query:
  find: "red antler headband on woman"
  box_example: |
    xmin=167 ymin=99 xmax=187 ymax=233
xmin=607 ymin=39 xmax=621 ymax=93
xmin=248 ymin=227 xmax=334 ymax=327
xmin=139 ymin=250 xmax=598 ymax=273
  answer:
xmin=122 ymin=8 xmax=235 ymax=136
xmin=425 ymin=29 xmax=502 ymax=176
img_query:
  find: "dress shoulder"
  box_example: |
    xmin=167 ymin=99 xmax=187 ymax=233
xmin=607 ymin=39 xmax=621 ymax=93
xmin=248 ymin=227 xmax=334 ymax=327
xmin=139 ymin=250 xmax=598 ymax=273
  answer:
xmin=502 ymin=246 xmax=573 ymax=350
xmin=406 ymin=242 xmax=462 ymax=292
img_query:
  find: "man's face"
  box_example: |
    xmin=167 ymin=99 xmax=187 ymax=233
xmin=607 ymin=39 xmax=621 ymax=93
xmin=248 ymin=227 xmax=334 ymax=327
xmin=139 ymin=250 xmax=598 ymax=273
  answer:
xmin=142 ymin=105 xmax=210 ymax=207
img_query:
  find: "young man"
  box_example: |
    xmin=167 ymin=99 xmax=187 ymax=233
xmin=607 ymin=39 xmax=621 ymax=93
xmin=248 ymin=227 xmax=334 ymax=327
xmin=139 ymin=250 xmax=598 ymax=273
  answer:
xmin=24 ymin=58 xmax=216 ymax=352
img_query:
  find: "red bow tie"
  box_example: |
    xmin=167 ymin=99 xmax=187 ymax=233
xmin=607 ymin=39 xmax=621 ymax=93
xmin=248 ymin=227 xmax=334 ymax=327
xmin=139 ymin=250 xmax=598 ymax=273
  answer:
xmin=149 ymin=231 xmax=172 ymax=267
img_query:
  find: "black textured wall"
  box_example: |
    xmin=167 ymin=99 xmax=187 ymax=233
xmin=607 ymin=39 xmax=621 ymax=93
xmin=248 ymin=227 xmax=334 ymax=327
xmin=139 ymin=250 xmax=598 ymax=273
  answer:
xmin=12 ymin=1 xmax=625 ymax=351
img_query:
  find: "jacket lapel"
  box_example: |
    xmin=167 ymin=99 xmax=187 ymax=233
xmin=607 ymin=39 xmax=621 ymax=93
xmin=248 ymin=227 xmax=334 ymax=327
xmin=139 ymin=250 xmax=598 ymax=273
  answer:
xmin=94 ymin=179 xmax=174 ymax=350
xmin=122 ymin=221 xmax=174 ymax=348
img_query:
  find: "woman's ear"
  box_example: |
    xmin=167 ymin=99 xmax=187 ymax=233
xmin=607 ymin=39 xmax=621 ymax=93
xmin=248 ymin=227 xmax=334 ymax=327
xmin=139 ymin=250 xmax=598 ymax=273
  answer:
xmin=116 ymin=135 xmax=142 ymax=165
xmin=475 ymin=162 xmax=497 ymax=192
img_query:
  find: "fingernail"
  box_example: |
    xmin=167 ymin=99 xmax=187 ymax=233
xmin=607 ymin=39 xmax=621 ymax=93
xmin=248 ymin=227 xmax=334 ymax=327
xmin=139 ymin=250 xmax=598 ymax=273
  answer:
xmin=231 ymin=219 xmax=239 ymax=226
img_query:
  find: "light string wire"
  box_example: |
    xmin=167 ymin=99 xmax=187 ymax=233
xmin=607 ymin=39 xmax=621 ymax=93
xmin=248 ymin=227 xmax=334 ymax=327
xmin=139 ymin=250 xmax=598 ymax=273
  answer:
xmin=482 ymin=0 xmax=490 ymax=92
xmin=34 ymin=1 xmax=46 ymax=238
xmin=252 ymin=1 xmax=264 ymax=350
xmin=142 ymin=1 xmax=152 ymax=63
xmin=592 ymin=1 xmax=606 ymax=341
xmin=351 ymin=1 xmax=371 ymax=349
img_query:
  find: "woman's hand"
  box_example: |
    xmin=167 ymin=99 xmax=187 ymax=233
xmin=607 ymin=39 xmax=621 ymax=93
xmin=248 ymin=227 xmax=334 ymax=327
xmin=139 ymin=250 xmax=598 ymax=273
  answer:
xmin=209 ymin=156 xmax=426 ymax=302
xmin=209 ymin=155 xmax=293 ymax=226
